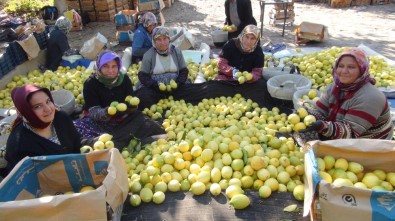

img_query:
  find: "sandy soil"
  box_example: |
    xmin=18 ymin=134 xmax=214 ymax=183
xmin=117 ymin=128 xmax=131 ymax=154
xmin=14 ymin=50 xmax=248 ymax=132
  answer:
xmin=68 ymin=1 xmax=395 ymax=61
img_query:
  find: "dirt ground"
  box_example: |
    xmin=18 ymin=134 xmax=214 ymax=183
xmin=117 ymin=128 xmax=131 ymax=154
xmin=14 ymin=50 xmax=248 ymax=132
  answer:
xmin=68 ymin=0 xmax=395 ymax=61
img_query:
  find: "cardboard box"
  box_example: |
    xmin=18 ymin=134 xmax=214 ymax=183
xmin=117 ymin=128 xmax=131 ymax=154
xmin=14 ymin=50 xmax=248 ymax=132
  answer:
xmin=269 ymin=8 xmax=295 ymax=20
xmin=330 ymin=0 xmax=352 ymax=8
xmin=114 ymin=9 xmax=137 ymax=26
xmin=350 ymin=0 xmax=371 ymax=6
xmin=371 ymin=0 xmax=390 ymax=4
xmin=0 ymin=149 xmax=129 ymax=221
xmin=295 ymin=22 xmax=328 ymax=43
xmin=138 ymin=0 xmax=165 ymax=12
xmin=303 ymin=139 xmax=395 ymax=221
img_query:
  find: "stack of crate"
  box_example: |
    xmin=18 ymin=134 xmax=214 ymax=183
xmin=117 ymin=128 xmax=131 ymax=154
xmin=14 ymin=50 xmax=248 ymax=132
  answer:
xmin=66 ymin=0 xmax=129 ymax=22
xmin=137 ymin=0 xmax=166 ymax=26
xmin=371 ymin=0 xmax=390 ymax=4
xmin=268 ymin=1 xmax=295 ymax=26
xmin=114 ymin=10 xmax=138 ymax=44
xmin=163 ymin=0 xmax=172 ymax=8
xmin=350 ymin=0 xmax=371 ymax=6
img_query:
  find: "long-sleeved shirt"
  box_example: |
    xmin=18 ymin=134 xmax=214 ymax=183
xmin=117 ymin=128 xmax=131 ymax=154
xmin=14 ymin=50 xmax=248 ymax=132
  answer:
xmin=309 ymin=83 xmax=393 ymax=139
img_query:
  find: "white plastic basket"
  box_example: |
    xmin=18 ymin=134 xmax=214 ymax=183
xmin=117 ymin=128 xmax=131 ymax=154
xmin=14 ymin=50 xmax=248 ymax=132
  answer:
xmin=267 ymin=74 xmax=312 ymax=100
xmin=211 ymin=30 xmax=228 ymax=46
xmin=262 ymin=67 xmax=290 ymax=80
xmin=51 ymin=89 xmax=75 ymax=115
xmin=292 ymin=88 xmax=321 ymax=110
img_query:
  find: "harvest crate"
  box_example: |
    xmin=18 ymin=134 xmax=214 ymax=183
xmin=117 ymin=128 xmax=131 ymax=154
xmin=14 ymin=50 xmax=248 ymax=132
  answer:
xmin=371 ymin=0 xmax=390 ymax=4
xmin=330 ymin=0 xmax=352 ymax=8
xmin=350 ymin=0 xmax=371 ymax=5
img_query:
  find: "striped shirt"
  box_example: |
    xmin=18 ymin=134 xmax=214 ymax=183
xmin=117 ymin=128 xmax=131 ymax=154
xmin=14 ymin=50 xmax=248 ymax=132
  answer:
xmin=309 ymin=83 xmax=393 ymax=140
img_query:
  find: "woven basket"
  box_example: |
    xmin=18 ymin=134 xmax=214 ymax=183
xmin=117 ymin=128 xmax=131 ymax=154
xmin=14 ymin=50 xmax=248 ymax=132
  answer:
xmin=267 ymin=74 xmax=312 ymax=100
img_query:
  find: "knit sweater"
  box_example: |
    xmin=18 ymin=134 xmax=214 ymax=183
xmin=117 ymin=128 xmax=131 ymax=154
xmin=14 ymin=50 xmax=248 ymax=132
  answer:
xmin=309 ymin=83 xmax=393 ymax=139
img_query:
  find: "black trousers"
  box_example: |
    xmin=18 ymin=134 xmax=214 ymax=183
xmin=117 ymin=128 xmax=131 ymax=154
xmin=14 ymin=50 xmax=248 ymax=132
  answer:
xmin=205 ymin=79 xmax=275 ymax=109
xmin=111 ymin=111 xmax=166 ymax=150
xmin=135 ymin=83 xmax=209 ymax=110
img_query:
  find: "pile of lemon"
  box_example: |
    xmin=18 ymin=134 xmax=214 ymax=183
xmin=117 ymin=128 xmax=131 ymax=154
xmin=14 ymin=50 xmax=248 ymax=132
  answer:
xmin=317 ymin=155 xmax=395 ymax=191
xmin=123 ymin=94 xmax=309 ymax=210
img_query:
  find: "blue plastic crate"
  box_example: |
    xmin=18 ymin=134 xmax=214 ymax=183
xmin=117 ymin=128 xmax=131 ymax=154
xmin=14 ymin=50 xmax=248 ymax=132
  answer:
xmin=7 ymin=42 xmax=27 ymax=66
xmin=45 ymin=25 xmax=56 ymax=35
xmin=0 ymin=53 xmax=15 ymax=77
xmin=33 ymin=32 xmax=48 ymax=49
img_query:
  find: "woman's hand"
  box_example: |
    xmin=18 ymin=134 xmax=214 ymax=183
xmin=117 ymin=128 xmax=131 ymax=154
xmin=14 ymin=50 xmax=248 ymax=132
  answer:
xmin=232 ymin=68 xmax=239 ymax=80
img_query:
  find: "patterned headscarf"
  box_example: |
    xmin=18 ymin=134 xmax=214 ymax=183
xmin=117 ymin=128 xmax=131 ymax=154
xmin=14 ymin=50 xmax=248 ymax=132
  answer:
xmin=236 ymin=25 xmax=260 ymax=53
xmin=11 ymin=85 xmax=54 ymax=130
xmin=151 ymin=26 xmax=171 ymax=55
xmin=55 ymin=16 xmax=71 ymax=34
xmin=333 ymin=48 xmax=375 ymax=91
xmin=94 ymin=51 xmax=125 ymax=88
xmin=330 ymin=48 xmax=376 ymax=121
xmin=140 ymin=12 xmax=157 ymax=28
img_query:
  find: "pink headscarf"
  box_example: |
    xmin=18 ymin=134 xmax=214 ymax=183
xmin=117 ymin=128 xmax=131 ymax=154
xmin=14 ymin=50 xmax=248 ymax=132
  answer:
xmin=329 ymin=48 xmax=376 ymax=121
xmin=332 ymin=48 xmax=375 ymax=93
xmin=11 ymin=85 xmax=54 ymax=129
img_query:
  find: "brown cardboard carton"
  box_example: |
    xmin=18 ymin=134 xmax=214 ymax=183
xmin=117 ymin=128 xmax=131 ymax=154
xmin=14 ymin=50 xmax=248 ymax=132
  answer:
xmin=138 ymin=0 xmax=165 ymax=12
xmin=303 ymin=139 xmax=395 ymax=221
xmin=295 ymin=22 xmax=328 ymax=43
xmin=0 ymin=149 xmax=129 ymax=221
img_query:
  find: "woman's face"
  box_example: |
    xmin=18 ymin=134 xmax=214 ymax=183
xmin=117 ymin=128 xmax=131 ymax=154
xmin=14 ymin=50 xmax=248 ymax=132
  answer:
xmin=146 ymin=23 xmax=156 ymax=33
xmin=335 ymin=56 xmax=361 ymax=85
xmin=29 ymin=91 xmax=55 ymax=124
xmin=241 ymin=33 xmax=257 ymax=51
xmin=100 ymin=60 xmax=119 ymax=78
xmin=154 ymin=35 xmax=170 ymax=52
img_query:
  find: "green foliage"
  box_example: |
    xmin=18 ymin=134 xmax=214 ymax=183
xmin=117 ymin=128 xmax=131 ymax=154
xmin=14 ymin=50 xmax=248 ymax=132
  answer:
xmin=4 ymin=0 xmax=54 ymax=19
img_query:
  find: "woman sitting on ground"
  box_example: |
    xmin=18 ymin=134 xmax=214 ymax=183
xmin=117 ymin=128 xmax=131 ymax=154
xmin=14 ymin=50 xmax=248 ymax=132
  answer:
xmin=207 ymin=24 xmax=275 ymax=109
xmin=132 ymin=12 xmax=157 ymax=64
xmin=300 ymin=48 xmax=393 ymax=140
xmin=135 ymin=26 xmax=207 ymax=110
xmin=5 ymin=85 xmax=81 ymax=174
xmin=74 ymin=51 xmax=166 ymax=150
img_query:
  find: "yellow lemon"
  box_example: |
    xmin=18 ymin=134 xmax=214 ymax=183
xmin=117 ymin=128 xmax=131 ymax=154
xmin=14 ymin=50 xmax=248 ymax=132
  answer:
xmin=229 ymin=194 xmax=250 ymax=209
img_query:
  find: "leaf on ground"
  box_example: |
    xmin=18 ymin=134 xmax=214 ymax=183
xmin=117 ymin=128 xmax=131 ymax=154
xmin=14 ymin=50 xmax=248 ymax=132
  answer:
xmin=283 ymin=204 xmax=298 ymax=212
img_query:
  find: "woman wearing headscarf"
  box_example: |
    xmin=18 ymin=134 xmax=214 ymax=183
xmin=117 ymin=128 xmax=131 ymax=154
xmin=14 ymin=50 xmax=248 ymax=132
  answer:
xmin=207 ymin=25 xmax=274 ymax=108
xmin=5 ymin=85 xmax=81 ymax=174
xmin=224 ymin=0 xmax=257 ymax=39
xmin=136 ymin=26 xmax=207 ymax=109
xmin=132 ymin=12 xmax=157 ymax=64
xmin=300 ymin=48 xmax=393 ymax=140
xmin=75 ymin=51 xmax=165 ymax=149
xmin=46 ymin=16 xmax=72 ymax=71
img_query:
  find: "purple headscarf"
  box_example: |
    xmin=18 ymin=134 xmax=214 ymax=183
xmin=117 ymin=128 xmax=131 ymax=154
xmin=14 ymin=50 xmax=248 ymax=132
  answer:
xmin=94 ymin=51 xmax=125 ymax=88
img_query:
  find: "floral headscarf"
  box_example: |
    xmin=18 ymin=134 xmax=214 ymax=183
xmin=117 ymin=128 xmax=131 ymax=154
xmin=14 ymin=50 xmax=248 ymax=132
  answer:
xmin=236 ymin=25 xmax=260 ymax=53
xmin=151 ymin=26 xmax=172 ymax=55
xmin=329 ymin=48 xmax=376 ymax=121
xmin=94 ymin=51 xmax=125 ymax=88
xmin=140 ymin=12 xmax=157 ymax=28
xmin=11 ymin=85 xmax=55 ymax=130
xmin=333 ymin=47 xmax=375 ymax=91
xmin=55 ymin=16 xmax=71 ymax=34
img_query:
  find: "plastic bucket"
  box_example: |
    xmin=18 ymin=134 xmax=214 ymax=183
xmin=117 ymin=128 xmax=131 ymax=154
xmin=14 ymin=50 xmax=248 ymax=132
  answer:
xmin=211 ymin=30 xmax=228 ymax=47
xmin=267 ymin=74 xmax=312 ymax=100
xmin=51 ymin=89 xmax=75 ymax=115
